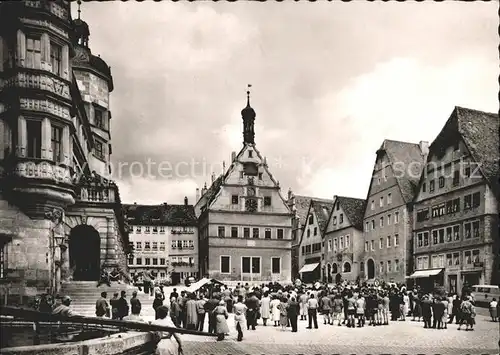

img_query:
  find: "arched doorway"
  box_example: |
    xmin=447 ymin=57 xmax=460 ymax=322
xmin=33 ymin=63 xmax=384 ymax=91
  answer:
xmin=367 ymin=259 xmax=375 ymax=279
xmin=327 ymin=264 xmax=332 ymax=283
xmin=335 ymin=273 xmax=342 ymax=284
xmin=69 ymin=225 xmax=101 ymax=281
xmin=332 ymin=263 xmax=338 ymax=274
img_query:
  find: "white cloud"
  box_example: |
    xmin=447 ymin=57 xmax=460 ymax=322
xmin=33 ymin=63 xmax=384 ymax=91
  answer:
xmin=117 ymin=177 xmax=198 ymax=205
xmin=306 ymin=55 xmax=497 ymax=199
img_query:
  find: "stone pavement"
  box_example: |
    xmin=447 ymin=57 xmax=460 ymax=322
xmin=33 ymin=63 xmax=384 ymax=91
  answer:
xmin=179 ymin=313 xmax=499 ymax=355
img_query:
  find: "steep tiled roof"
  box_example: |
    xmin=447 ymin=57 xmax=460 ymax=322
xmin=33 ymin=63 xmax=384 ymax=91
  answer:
xmin=292 ymin=195 xmax=331 ymax=227
xmin=123 ymin=203 xmax=197 ymax=227
xmin=311 ymin=199 xmax=334 ymax=234
xmin=336 ymin=196 xmax=366 ymax=230
xmin=381 ymin=139 xmax=425 ymax=203
xmin=455 ymin=107 xmax=499 ymax=196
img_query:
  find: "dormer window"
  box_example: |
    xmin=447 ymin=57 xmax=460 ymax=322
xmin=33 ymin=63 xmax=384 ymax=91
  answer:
xmin=248 ymin=150 xmax=253 ymax=158
xmin=264 ymin=196 xmax=271 ymax=206
xmin=258 ymin=173 xmax=263 ymax=180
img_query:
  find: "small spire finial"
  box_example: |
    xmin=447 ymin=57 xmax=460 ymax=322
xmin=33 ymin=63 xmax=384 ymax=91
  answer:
xmin=246 ymin=84 xmax=252 ymax=106
xmin=77 ymin=0 xmax=82 ymax=19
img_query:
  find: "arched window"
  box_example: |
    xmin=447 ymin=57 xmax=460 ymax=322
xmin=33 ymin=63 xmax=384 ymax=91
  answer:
xmin=343 ymin=262 xmax=351 ymax=273
xmin=332 ymin=263 xmax=338 ymax=274
xmin=360 ymin=261 xmax=364 ymax=273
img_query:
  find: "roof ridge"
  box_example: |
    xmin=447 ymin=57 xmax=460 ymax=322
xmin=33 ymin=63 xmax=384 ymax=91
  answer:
xmin=455 ymin=106 xmax=498 ymax=117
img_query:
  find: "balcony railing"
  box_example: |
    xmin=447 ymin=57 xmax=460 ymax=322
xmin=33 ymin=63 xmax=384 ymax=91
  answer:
xmin=78 ymin=185 xmax=116 ymax=203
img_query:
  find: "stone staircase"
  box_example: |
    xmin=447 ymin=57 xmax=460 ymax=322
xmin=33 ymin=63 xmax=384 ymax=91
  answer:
xmin=60 ymin=282 xmax=156 ymax=319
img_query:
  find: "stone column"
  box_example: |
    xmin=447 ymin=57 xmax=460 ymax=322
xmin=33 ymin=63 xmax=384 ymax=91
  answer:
xmin=61 ymin=45 xmax=69 ymax=80
xmin=40 ymin=33 xmax=50 ymax=71
xmin=105 ymin=217 xmax=116 ymax=267
xmin=62 ymin=125 xmax=70 ymax=165
xmin=16 ymin=30 xmax=25 ymax=67
xmin=17 ymin=116 xmax=26 ymax=157
xmin=41 ymin=118 xmax=51 ymax=160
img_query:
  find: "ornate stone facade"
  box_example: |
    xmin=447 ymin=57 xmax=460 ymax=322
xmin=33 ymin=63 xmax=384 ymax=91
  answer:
xmin=0 ymin=1 xmax=129 ymax=304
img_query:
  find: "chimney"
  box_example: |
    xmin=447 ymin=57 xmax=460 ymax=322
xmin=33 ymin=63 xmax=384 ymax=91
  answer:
xmin=263 ymin=157 xmax=267 ymax=166
xmin=211 ymin=173 xmax=215 ymax=183
xmin=287 ymin=187 xmax=293 ymax=201
xmin=419 ymin=141 xmax=429 ymax=157
xmin=134 ymin=202 xmax=137 ymax=205
xmin=196 ymin=188 xmax=200 ymax=201
xmin=231 ymin=151 xmax=236 ymax=162
xmin=184 ymin=196 xmax=188 ymax=206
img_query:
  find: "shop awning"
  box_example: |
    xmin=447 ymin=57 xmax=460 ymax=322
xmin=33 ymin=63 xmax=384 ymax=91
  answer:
xmin=186 ymin=278 xmax=226 ymax=293
xmin=407 ymin=269 xmax=443 ymax=278
xmin=299 ymin=263 xmax=319 ymax=273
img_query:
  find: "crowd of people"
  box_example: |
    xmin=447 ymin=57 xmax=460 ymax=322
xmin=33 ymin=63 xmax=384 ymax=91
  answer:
xmin=32 ymin=279 xmax=497 ymax=349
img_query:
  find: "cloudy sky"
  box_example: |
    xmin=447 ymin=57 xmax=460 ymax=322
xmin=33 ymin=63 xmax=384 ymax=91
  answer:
xmin=73 ymin=1 xmax=498 ymax=205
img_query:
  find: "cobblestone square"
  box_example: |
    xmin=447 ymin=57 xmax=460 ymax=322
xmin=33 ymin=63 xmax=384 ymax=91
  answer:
xmin=182 ymin=313 xmax=499 ymax=355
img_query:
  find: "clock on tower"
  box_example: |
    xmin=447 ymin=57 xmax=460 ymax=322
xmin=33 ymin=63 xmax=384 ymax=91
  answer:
xmin=245 ymin=198 xmax=257 ymax=212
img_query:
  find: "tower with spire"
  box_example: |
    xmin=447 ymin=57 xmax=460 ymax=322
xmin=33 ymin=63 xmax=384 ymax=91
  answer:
xmin=71 ymin=1 xmax=114 ymax=177
xmin=241 ymin=84 xmax=256 ymax=145
xmin=194 ymin=84 xmax=293 ymax=283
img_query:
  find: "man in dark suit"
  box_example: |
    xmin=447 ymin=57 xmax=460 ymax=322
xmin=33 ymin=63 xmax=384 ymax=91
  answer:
xmin=287 ymin=296 xmax=300 ymax=332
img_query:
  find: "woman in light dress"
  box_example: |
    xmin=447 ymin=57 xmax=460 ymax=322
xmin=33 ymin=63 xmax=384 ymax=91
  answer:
xmin=151 ymin=305 xmax=183 ymax=355
xmin=402 ymin=292 xmax=410 ymax=318
xmin=260 ymin=292 xmax=271 ymax=326
xmin=213 ymin=300 xmax=229 ymax=341
xmin=270 ymin=295 xmax=281 ymax=327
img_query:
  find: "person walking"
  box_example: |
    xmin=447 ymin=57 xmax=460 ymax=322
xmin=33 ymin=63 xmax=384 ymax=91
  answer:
xmin=245 ymin=292 xmax=259 ymax=330
xmin=489 ymin=298 xmax=498 ymax=322
xmin=306 ymin=293 xmax=318 ymax=329
xmin=233 ymin=295 xmax=247 ymax=341
xmin=205 ymin=294 xmax=219 ymax=334
xmin=213 ymin=300 xmax=229 ymax=341
xmin=287 ymin=296 xmax=300 ymax=332
xmin=346 ymin=292 xmax=356 ymax=328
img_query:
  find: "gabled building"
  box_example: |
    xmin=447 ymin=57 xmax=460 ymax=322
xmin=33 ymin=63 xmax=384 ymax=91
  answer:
xmin=123 ymin=197 xmax=198 ymax=285
xmin=287 ymin=191 xmax=324 ymax=280
xmin=297 ymin=198 xmax=333 ymax=283
xmin=411 ymin=107 xmax=499 ymax=293
xmin=324 ymin=195 xmax=365 ymax=283
xmin=195 ymin=92 xmax=293 ymax=283
xmin=362 ymin=139 xmax=428 ymax=283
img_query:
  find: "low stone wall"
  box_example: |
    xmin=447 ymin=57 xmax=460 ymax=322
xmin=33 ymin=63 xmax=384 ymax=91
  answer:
xmin=0 ymin=331 xmax=177 ymax=355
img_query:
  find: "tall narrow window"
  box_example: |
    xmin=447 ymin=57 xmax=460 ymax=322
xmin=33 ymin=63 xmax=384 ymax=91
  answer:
xmin=26 ymin=120 xmax=42 ymax=158
xmin=26 ymin=37 xmax=41 ymax=69
xmin=51 ymin=125 xmax=62 ymax=162
xmin=50 ymin=42 xmax=62 ymax=75
xmin=94 ymin=108 xmax=104 ymax=129
xmin=94 ymin=140 xmax=104 ymax=160
xmin=277 ymin=229 xmax=284 ymax=240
